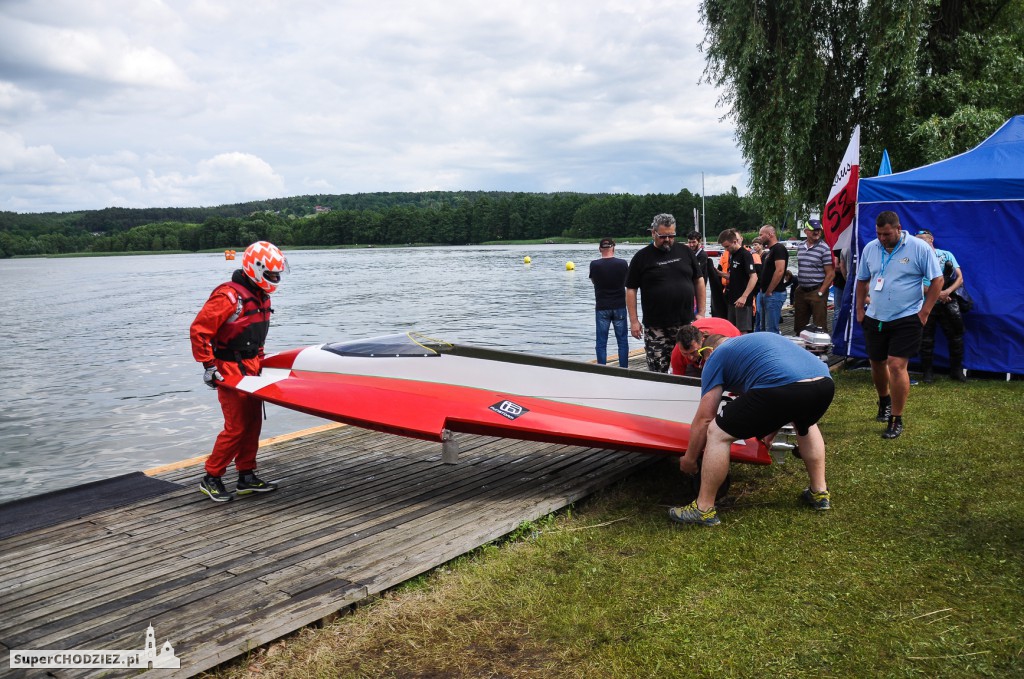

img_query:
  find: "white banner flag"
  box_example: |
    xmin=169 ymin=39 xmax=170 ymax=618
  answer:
xmin=822 ymin=125 xmax=860 ymax=250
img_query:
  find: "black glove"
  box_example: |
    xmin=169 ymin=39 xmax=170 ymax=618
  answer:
xmin=203 ymin=366 xmax=224 ymax=389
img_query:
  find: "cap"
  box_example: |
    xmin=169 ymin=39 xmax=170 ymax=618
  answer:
xmin=599 ymin=238 xmax=615 ymax=249
xmin=805 ymin=219 xmax=823 ymax=231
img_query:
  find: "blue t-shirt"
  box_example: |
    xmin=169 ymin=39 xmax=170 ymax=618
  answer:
xmin=923 ymin=248 xmax=959 ymax=287
xmin=856 ymin=232 xmax=942 ymax=322
xmin=700 ymin=332 xmax=831 ymax=397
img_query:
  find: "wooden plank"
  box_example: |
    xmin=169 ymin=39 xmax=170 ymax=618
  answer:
xmin=300 ymin=450 xmax=649 ymax=585
xmin=6 ymin=444 xmax=633 ymax=637
xmin=0 ymin=423 xmax=654 ymax=678
xmin=6 ymin=445 xmax=575 ymax=644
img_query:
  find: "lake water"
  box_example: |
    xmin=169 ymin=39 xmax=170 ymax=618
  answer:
xmin=1 ymin=244 xmax=650 ymax=503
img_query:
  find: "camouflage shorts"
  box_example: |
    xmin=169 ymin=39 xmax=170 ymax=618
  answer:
xmin=643 ymin=324 xmax=684 ymax=373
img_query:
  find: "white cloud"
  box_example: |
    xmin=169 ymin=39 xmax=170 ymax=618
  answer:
xmin=0 ymin=0 xmax=748 ymax=213
xmin=0 ymin=81 xmax=45 ymax=123
xmin=191 ymin=152 xmax=285 ymax=197
xmin=0 ymin=13 xmax=189 ymax=90
xmin=0 ymin=131 xmax=66 ymax=174
xmin=0 ymin=145 xmax=283 ymax=211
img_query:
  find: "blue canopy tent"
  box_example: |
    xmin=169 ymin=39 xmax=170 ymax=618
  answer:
xmin=833 ymin=115 xmax=1024 ymax=375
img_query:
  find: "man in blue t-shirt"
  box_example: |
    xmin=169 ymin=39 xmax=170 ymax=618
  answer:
xmin=669 ymin=332 xmax=834 ymax=526
xmin=915 ymin=230 xmax=967 ymax=383
xmin=589 ymin=237 xmax=630 ymax=368
xmin=856 ymin=211 xmax=942 ymax=439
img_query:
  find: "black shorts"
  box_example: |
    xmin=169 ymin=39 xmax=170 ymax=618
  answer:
xmin=861 ymin=314 xmax=924 ymax=360
xmin=716 ymin=378 xmax=835 ymax=438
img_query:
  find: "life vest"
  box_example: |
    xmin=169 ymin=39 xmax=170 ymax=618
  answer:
xmin=212 ymin=281 xmax=272 ymax=361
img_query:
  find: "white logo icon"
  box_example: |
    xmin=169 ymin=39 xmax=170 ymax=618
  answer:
xmin=489 ymin=399 xmax=529 ymax=420
xmin=499 ymin=401 xmax=523 ymax=416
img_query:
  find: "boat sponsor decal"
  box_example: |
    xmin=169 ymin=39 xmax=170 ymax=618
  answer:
xmin=489 ymin=399 xmax=529 ymax=421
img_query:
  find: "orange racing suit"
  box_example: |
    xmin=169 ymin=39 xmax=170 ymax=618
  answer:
xmin=190 ymin=272 xmax=272 ymax=477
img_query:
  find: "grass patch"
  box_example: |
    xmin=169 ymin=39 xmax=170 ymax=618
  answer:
xmin=208 ymin=371 xmax=1023 ymax=678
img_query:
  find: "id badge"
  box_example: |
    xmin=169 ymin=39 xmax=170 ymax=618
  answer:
xmin=874 ymin=277 xmax=884 ymax=291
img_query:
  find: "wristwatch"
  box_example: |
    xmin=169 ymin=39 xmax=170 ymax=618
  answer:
xmin=816 ymin=291 xmax=824 ymax=297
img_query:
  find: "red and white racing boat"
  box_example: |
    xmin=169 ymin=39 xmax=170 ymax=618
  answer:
xmin=220 ymin=332 xmax=772 ymax=465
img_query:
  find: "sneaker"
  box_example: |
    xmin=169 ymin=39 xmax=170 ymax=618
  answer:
xmin=668 ymin=500 xmax=721 ymax=526
xmin=882 ymin=417 xmax=903 ymax=439
xmin=876 ymin=398 xmax=892 ymax=422
xmin=199 ymin=474 xmax=233 ymax=503
xmin=800 ymin=487 xmax=831 ymax=510
xmin=236 ymin=472 xmax=278 ymax=495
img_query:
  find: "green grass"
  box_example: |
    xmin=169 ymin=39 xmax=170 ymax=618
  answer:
xmin=210 ymin=371 xmax=1023 ymax=678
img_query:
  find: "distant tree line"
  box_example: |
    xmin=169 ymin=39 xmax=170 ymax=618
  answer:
xmin=0 ymin=189 xmax=765 ymax=257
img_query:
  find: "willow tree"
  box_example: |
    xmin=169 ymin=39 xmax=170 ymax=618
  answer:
xmin=700 ymin=0 xmax=1024 ymax=221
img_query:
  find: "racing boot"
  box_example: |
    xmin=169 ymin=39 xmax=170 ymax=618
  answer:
xmin=921 ymin=358 xmax=934 ymax=384
xmin=948 ymin=339 xmax=967 ymax=382
xmin=949 ymin=359 xmax=967 ymax=382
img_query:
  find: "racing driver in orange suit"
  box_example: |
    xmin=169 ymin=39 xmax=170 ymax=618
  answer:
xmin=190 ymin=241 xmax=287 ymax=503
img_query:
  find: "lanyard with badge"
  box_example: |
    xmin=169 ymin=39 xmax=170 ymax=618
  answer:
xmin=872 ymin=233 xmax=906 ymax=331
xmin=875 ymin=232 xmax=905 ymax=291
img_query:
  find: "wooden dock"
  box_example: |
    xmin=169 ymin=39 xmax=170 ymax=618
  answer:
xmin=0 ymin=317 xmax=838 ymax=678
xmin=0 ymin=423 xmax=655 ymax=678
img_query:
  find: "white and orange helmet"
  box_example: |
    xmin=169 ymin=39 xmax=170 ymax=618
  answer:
xmin=241 ymin=241 xmax=288 ymax=294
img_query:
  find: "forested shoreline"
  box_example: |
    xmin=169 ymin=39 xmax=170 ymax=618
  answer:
xmin=0 ymin=189 xmax=764 ymax=257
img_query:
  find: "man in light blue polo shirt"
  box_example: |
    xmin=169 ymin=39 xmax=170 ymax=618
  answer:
xmin=856 ymin=211 xmax=942 ymax=439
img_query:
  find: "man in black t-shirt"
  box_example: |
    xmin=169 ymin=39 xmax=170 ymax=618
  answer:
xmin=718 ymin=228 xmax=758 ymax=333
xmin=757 ymin=224 xmax=790 ymax=333
xmin=686 ymin=230 xmax=709 ymax=285
xmin=626 ymin=214 xmax=706 ymax=372
xmin=589 ymin=237 xmax=631 ymax=367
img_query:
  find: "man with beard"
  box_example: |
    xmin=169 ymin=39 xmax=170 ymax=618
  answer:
xmin=757 ymin=224 xmax=790 ymax=333
xmin=626 ymin=214 xmax=706 ymax=372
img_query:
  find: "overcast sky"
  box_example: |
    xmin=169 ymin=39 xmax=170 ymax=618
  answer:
xmin=0 ymin=0 xmax=748 ymax=214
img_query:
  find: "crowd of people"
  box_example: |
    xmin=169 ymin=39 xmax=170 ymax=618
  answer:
xmin=587 ymin=209 xmax=970 ymax=525
xmin=190 ymin=215 xmax=968 ymax=520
